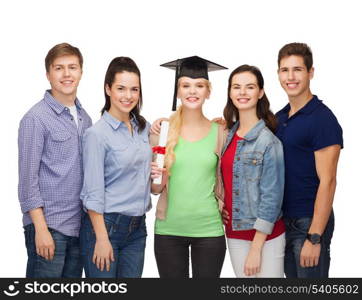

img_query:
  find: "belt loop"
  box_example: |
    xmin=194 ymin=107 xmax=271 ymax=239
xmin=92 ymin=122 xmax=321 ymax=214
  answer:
xmin=128 ymin=217 xmax=133 ymax=233
xmin=116 ymin=213 xmax=122 ymax=225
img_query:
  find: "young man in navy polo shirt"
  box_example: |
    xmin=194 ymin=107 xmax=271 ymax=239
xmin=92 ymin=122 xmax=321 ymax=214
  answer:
xmin=275 ymin=43 xmax=343 ymax=278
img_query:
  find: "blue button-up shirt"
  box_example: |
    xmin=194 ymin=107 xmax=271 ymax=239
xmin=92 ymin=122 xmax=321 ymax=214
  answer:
xmin=18 ymin=90 xmax=92 ymax=237
xmin=81 ymin=111 xmax=152 ymax=216
xmin=276 ymin=95 xmax=343 ymax=218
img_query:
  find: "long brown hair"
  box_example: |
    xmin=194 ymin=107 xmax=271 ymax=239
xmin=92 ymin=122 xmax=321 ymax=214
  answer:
xmin=223 ymin=65 xmax=277 ymax=132
xmin=101 ymin=57 xmax=146 ymax=132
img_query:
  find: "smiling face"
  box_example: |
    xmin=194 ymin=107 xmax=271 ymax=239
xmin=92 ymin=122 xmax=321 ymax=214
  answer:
xmin=177 ymin=76 xmax=210 ymax=110
xmin=46 ymin=55 xmax=82 ymax=102
xmin=229 ymin=71 xmax=264 ymax=113
xmin=106 ymin=71 xmax=140 ymax=121
xmin=278 ymin=55 xmax=314 ymax=100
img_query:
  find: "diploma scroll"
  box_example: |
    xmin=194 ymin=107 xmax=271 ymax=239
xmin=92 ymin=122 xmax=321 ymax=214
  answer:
xmin=153 ymin=121 xmax=169 ymax=185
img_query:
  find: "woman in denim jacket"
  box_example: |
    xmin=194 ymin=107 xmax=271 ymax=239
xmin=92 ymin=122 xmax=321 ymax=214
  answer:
xmin=222 ymin=65 xmax=285 ymax=277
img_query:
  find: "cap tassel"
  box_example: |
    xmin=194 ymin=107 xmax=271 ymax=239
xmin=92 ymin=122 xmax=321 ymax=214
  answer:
xmin=172 ymin=59 xmax=180 ymax=111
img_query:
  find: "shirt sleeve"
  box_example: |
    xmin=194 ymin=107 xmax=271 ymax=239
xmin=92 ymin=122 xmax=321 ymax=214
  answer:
xmin=254 ymin=140 xmax=285 ymax=235
xmin=81 ymin=128 xmax=106 ymax=214
xmin=311 ymin=108 xmax=343 ymax=151
xmin=18 ymin=115 xmax=46 ymax=213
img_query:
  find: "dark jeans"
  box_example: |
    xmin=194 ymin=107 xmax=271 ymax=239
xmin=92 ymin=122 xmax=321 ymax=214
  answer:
xmin=154 ymin=234 xmax=226 ymax=278
xmin=24 ymin=223 xmax=82 ymax=278
xmin=80 ymin=213 xmax=147 ymax=278
xmin=284 ymin=211 xmax=334 ymax=278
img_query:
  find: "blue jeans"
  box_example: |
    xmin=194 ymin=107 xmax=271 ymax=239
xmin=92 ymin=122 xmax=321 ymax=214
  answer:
xmin=284 ymin=211 xmax=334 ymax=278
xmin=24 ymin=223 xmax=82 ymax=278
xmin=80 ymin=212 xmax=147 ymax=278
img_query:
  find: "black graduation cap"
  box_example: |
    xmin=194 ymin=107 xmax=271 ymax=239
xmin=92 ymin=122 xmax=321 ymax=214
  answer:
xmin=160 ymin=56 xmax=227 ymax=111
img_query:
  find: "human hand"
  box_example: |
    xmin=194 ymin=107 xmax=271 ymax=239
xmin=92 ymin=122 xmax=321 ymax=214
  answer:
xmin=222 ymin=207 xmax=230 ymax=225
xmin=151 ymin=161 xmax=168 ymax=188
xmin=211 ymin=117 xmax=226 ymax=126
xmin=150 ymin=118 xmax=169 ymax=135
xmin=244 ymin=247 xmax=262 ymax=276
xmin=300 ymin=239 xmax=321 ymax=268
xmin=35 ymin=228 xmax=55 ymax=260
xmin=151 ymin=162 xmax=166 ymax=180
xmin=93 ymin=239 xmax=115 ymax=272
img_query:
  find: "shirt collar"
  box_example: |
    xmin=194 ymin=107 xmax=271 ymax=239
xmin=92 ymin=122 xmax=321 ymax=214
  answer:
xmin=280 ymin=95 xmax=321 ymax=116
xmin=230 ymin=119 xmax=266 ymax=142
xmin=44 ymin=90 xmax=83 ymax=114
xmin=102 ymin=111 xmax=137 ymax=130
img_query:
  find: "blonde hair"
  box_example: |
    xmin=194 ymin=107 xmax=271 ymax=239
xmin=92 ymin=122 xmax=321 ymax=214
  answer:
xmin=165 ymin=78 xmax=211 ymax=174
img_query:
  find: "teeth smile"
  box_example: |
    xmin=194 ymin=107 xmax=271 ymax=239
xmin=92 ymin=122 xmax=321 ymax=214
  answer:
xmin=237 ymin=98 xmax=250 ymax=103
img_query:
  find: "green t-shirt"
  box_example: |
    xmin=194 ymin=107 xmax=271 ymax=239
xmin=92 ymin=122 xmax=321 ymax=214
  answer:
xmin=155 ymin=122 xmax=224 ymax=237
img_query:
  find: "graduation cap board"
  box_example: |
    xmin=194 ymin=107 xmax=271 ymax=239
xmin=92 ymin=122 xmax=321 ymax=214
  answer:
xmin=160 ymin=56 xmax=227 ymax=111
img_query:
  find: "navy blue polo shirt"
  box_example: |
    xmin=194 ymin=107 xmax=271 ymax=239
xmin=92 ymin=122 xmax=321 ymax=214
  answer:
xmin=276 ymin=95 xmax=343 ymax=218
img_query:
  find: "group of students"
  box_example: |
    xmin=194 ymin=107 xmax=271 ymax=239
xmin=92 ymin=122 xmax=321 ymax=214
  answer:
xmin=18 ymin=42 xmax=343 ymax=279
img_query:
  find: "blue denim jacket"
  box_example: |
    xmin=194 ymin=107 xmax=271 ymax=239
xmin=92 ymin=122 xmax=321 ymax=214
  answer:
xmin=222 ymin=119 xmax=284 ymax=234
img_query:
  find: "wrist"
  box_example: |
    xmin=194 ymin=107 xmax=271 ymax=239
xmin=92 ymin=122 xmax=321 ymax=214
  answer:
xmin=250 ymin=244 xmax=263 ymax=252
xmin=34 ymin=224 xmax=49 ymax=232
xmin=96 ymin=235 xmax=110 ymax=242
xmin=306 ymin=233 xmax=321 ymax=245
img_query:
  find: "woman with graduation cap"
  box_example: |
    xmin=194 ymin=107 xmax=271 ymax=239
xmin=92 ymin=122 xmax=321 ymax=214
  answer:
xmin=150 ymin=56 xmax=228 ymax=278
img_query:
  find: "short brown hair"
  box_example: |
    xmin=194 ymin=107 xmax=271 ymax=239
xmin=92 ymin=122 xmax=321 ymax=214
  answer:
xmin=278 ymin=43 xmax=313 ymax=71
xmin=45 ymin=43 xmax=83 ymax=72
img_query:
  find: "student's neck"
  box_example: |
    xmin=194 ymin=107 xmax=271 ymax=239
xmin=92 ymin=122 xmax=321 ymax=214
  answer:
xmin=51 ymin=90 xmax=77 ymax=107
xmin=108 ymin=108 xmax=130 ymax=124
xmin=288 ymin=90 xmax=314 ymax=116
xmin=237 ymin=109 xmax=259 ymax=137
xmin=108 ymin=108 xmax=133 ymax=134
xmin=182 ymin=108 xmax=208 ymax=127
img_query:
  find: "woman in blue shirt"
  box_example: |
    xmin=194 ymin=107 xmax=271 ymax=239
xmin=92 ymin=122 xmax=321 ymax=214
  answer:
xmin=80 ymin=57 xmax=152 ymax=278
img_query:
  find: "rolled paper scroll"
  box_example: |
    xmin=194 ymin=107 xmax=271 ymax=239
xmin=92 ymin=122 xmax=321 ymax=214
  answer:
xmin=153 ymin=121 xmax=169 ymax=184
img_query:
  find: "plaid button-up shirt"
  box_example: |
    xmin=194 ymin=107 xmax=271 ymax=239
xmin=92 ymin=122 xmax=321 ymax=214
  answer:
xmin=18 ymin=90 xmax=92 ymax=237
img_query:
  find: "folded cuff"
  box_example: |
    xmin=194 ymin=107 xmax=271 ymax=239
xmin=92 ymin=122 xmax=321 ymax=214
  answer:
xmin=253 ymin=217 xmax=274 ymax=235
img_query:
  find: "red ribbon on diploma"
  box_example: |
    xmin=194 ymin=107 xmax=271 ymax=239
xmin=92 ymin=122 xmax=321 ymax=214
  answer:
xmin=152 ymin=146 xmax=166 ymax=155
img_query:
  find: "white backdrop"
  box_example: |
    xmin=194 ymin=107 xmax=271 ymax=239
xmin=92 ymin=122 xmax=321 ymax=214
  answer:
xmin=1 ymin=0 xmax=361 ymax=277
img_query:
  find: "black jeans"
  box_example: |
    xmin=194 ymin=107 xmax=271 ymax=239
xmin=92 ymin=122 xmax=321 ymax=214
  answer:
xmin=154 ymin=234 xmax=226 ymax=278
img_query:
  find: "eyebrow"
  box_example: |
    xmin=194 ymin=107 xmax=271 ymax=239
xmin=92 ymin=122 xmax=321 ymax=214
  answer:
xmin=280 ymin=66 xmax=305 ymax=70
xmin=115 ymin=84 xmax=140 ymax=88
xmin=231 ymin=83 xmax=257 ymax=86
xmin=180 ymin=80 xmax=206 ymax=85
xmin=52 ymin=63 xmax=79 ymax=67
